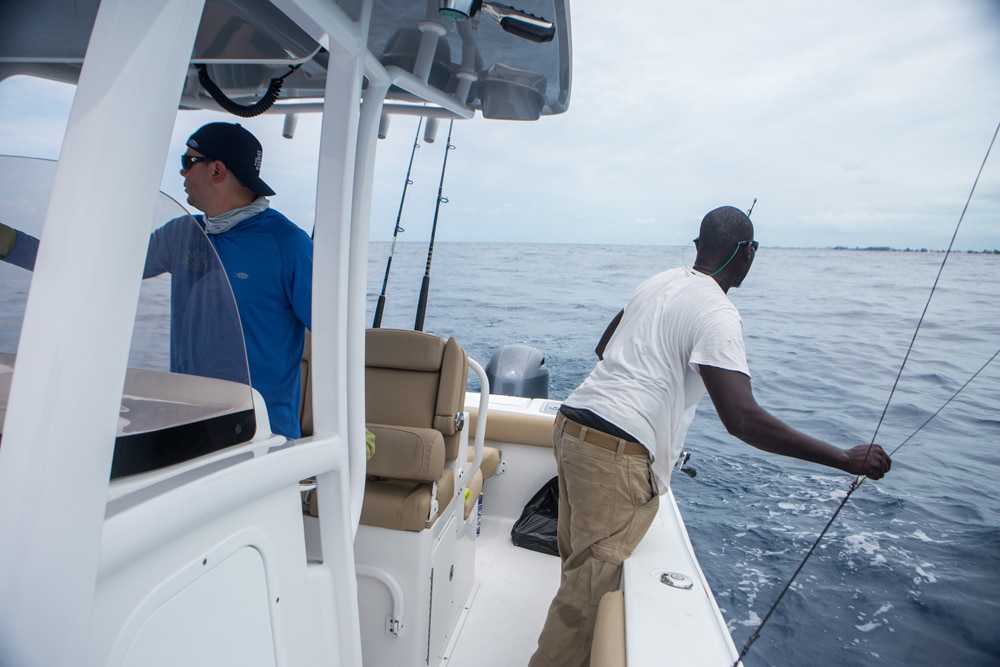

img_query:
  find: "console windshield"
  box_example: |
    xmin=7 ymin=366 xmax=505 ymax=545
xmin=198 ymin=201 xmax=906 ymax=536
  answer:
xmin=0 ymin=155 xmax=257 ymax=478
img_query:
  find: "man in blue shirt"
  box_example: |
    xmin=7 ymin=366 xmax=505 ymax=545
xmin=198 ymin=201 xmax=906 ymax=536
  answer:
xmin=144 ymin=122 xmax=312 ymax=438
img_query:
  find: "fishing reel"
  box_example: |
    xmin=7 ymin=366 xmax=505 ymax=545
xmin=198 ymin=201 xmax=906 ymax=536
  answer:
xmin=438 ymin=1 xmax=556 ymax=43
xmin=676 ymin=451 xmax=697 ymax=479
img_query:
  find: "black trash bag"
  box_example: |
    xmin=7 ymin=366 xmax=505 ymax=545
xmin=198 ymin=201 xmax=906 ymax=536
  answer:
xmin=510 ymin=476 xmax=560 ymax=556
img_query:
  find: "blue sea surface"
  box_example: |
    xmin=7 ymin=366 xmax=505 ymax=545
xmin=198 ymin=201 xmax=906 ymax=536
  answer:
xmin=368 ymin=242 xmax=1000 ymax=667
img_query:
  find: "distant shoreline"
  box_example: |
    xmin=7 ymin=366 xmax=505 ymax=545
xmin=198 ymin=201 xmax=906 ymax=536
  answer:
xmin=368 ymin=240 xmax=1000 ymax=254
xmin=833 ymin=246 xmax=1000 ymax=254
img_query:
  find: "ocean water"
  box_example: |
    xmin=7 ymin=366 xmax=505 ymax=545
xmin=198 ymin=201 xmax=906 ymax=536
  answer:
xmin=368 ymin=242 xmax=1000 ymax=667
xmin=3 ymin=231 xmax=994 ymax=665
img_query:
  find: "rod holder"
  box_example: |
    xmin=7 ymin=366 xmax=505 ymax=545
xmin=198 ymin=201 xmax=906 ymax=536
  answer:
xmin=282 ymin=113 xmax=298 ymax=139
xmin=414 ymin=20 xmax=448 ymax=83
xmin=378 ymin=112 xmax=391 ymax=139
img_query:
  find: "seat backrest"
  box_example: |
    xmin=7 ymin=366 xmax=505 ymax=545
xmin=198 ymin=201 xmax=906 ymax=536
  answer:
xmin=365 ymin=328 xmax=468 ymax=460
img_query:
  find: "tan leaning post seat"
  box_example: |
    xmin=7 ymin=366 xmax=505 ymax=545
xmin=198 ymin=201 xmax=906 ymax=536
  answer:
xmin=362 ymin=328 xmax=468 ymax=531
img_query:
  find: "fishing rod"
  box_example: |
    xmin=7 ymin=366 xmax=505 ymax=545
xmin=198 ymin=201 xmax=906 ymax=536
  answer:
xmin=733 ymin=118 xmax=1000 ymax=667
xmin=372 ymin=116 xmax=424 ymax=328
xmin=414 ymin=119 xmax=455 ymax=332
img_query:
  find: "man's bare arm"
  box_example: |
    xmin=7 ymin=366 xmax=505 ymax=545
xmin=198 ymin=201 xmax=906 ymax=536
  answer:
xmin=699 ymin=364 xmax=891 ymax=479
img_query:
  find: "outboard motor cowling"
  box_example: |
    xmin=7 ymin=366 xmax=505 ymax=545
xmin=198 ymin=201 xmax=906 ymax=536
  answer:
xmin=485 ymin=344 xmax=549 ymax=398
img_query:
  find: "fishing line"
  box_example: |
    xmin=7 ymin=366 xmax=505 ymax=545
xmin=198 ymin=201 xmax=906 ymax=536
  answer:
xmin=887 ymin=346 xmax=999 ymax=458
xmin=681 ymin=240 xmax=696 ymax=271
xmin=865 ymin=119 xmax=999 ymax=455
xmin=732 ymin=346 xmax=998 ymax=666
xmin=733 ymin=118 xmax=1000 ymax=667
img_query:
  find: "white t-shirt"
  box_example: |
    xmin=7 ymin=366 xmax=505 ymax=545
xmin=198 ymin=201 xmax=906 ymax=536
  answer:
xmin=565 ymin=267 xmax=750 ymax=493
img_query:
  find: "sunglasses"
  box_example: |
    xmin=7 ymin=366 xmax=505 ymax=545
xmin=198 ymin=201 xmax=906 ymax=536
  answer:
xmin=693 ymin=238 xmax=760 ymax=251
xmin=180 ymin=154 xmax=215 ymax=171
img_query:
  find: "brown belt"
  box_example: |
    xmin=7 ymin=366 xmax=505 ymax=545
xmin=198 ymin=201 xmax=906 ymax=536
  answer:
xmin=555 ymin=413 xmax=648 ymax=456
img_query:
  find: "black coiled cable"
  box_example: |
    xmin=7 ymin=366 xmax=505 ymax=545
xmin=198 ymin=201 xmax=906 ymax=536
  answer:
xmin=195 ymin=63 xmax=300 ymax=118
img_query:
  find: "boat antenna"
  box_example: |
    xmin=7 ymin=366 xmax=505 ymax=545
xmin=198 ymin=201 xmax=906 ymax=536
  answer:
xmin=414 ymin=119 xmax=455 ymax=332
xmin=746 ymin=197 xmax=757 ymax=218
xmin=733 ymin=117 xmax=1000 ymax=667
xmin=373 ymin=116 xmax=424 ymax=328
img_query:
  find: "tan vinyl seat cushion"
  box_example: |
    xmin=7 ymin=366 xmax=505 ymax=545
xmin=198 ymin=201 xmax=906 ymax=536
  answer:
xmin=366 ymin=329 xmax=467 ymax=461
xmin=590 ymin=589 xmax=626 ymax=667
xmin=467 ymin=445 xmax=502 ymax=479
xmin=367 ymin=424 xmax=445 ymax=482
xmin=467 ymin=407 xmax=553 ymax=448
xmin=360 ymin=469 xmax=455 ymax=532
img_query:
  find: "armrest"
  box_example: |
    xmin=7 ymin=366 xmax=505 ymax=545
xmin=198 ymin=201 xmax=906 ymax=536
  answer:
xmin=366 ymin=424 xmax=445 ymax=482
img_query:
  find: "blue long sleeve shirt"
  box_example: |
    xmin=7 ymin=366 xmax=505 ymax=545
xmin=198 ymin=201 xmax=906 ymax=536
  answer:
xmin=145 ymin=209 xmax=312 ymax=438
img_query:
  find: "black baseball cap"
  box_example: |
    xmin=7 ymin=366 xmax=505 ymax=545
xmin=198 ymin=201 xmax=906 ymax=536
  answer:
xmin=186 ymin=122 xmax=276 ymax=197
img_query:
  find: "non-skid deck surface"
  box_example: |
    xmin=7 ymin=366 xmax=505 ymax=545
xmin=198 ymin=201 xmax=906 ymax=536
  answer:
xmin=444 ymin=515 xmax=561 ymax=667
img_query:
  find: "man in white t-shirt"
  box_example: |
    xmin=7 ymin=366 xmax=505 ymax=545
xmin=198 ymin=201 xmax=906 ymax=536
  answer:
xmin=528 ymin=205 xmax=892 ymax=667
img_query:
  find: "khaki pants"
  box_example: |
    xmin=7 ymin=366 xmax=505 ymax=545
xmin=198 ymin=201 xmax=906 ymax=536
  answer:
xmin=528 ymin=417 xmax=659 ymax=667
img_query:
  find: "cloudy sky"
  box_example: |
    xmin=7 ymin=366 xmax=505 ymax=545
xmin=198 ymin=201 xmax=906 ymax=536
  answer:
xmin=1 ymin=0 xmax=998 ymax=250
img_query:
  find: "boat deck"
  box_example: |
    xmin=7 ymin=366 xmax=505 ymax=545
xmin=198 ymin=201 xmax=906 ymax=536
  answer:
xmin=445 ymin=515 xmax=560 ymax=667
